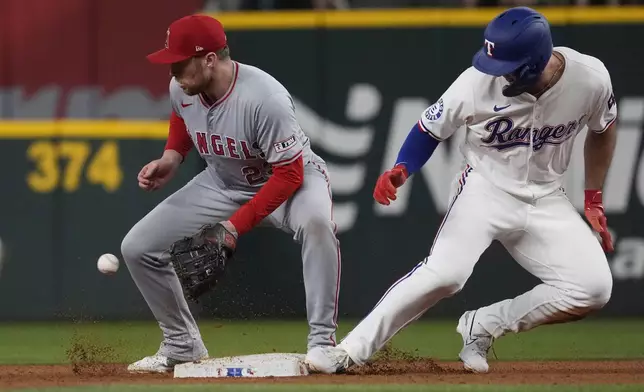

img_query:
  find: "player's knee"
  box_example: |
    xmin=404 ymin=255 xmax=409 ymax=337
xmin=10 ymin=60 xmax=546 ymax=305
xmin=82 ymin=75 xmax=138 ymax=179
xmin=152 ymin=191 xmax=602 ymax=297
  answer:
xmin=582 ymin=268 xmax=613 ymax=309
xmin=120 ymin=229 xmax=147 ymax=266
xmin=424 ymin=263 xmax=471 ymax=296
xmin=572 ymin=266 xmax=613 ymax=310
xmin=299 ymin=211 xmax=334 ymax=239
xmin=439 ymin=271 xmax=469 ymax=295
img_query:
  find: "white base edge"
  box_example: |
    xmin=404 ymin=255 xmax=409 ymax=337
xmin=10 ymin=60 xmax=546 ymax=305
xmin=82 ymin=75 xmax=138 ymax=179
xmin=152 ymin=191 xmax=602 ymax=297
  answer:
xmin=173 ymin=353 xmax=309 ymax=378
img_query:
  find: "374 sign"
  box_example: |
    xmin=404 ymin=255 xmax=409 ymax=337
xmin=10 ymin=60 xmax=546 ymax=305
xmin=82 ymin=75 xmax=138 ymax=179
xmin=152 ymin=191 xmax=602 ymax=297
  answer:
xmin=26 ymin=140 xmax=123 ymax=193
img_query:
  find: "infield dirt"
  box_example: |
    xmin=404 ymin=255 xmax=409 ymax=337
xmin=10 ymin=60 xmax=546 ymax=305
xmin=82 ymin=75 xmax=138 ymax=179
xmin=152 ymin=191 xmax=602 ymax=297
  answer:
xmin=1 ymin=360 xmax=643 ymax=389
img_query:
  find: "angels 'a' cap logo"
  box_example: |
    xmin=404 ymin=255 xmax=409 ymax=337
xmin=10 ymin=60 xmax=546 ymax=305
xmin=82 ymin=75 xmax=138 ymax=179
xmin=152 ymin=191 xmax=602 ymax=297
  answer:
xmin=147 ymin=15 xmax=228 ymax=64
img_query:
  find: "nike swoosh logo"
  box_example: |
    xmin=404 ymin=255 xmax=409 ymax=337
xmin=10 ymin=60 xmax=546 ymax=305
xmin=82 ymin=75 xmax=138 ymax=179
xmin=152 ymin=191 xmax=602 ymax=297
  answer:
xmin=493 ymin=104 xmax=511 ymax=112
xmin=181 ymin=102 xmax=193 ymax=108
xmin=465 ymin=337 xmax=479 ymax=345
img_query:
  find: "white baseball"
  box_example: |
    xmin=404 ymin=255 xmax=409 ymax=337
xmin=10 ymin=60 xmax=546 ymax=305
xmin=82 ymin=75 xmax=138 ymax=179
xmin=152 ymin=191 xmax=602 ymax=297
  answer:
xmin=97 ymin=253 xmax=120 ymax=275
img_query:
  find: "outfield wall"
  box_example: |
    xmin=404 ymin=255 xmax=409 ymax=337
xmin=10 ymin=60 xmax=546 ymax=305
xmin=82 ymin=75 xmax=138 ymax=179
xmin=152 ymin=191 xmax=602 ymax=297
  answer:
xmin=1 ymin=3 xmax=643 ymax=320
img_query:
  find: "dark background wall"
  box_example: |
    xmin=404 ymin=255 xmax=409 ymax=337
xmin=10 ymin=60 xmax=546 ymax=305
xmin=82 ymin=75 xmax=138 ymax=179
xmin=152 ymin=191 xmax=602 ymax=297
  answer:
xmin=0 ymin=1 xmax=643 ymax=321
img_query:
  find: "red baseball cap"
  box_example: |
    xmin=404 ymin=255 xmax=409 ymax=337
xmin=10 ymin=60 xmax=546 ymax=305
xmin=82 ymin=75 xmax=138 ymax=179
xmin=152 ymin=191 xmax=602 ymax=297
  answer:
xmin=147 ymin=15 xmax=227 ymax=64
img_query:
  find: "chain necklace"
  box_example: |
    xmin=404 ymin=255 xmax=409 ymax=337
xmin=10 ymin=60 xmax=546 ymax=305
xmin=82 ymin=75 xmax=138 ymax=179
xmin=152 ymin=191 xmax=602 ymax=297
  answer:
xmin=534 ymin=53 xmax=564 ymax=98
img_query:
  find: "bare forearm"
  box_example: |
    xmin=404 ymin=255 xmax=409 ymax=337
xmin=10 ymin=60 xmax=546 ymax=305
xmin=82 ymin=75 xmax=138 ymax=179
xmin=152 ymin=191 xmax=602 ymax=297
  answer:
xmin=584 ymin=124 xmax=617 ymax=190
xmin=162 ymin=149 xmax=183 ymax=166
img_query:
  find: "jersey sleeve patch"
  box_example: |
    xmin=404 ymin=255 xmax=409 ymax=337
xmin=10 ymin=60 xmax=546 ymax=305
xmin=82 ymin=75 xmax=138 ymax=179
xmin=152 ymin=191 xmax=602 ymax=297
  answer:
xmin=424 ymin=98 xmax=444 ymax=122
xmin=273 ymin=135 xmax=297 ymax=153
xmin=588 ymin=86 xmax=617 ymax=133
xmin=607 ymin=91 xmax=616 ymax=111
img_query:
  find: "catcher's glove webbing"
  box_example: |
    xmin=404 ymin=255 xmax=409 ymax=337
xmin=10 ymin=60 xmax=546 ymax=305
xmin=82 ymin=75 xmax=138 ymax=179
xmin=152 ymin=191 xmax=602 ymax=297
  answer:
xmin=166 ymin=223 xmax=236 ymax=302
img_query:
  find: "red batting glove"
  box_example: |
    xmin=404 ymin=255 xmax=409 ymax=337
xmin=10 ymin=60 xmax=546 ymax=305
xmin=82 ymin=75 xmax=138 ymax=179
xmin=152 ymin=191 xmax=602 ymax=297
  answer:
xmin=373 ymin=164 xmax=409 ymax=205
xmin=584 ymin=189 xmax=614 ymax=252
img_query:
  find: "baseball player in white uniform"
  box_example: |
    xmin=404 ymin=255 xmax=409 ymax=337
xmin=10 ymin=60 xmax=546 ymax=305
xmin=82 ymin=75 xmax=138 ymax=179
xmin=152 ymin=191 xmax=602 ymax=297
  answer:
xmin=305 ymin=6 xmax=616 ymax=374
xmin=122 ymin=15 xmax=342 ymax=373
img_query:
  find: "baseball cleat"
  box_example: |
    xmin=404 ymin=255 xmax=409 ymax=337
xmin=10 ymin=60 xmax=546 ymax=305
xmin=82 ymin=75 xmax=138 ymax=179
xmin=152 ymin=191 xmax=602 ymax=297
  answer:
xmin=305 ymin=346 xmax=353 ymax=374
xmin=127 ymin=354 xmax=192 ymax=373
xmin=456 ymin=310 xmax=494 ymax=374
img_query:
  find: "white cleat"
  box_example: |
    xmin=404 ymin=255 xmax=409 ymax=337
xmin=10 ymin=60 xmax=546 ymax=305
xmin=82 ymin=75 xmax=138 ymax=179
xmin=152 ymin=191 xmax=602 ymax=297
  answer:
xmin=305 ymin=346 xmax=353 ymax=374
xmin=127 ymin=354 xmax=191 ymax=374
xmin=456 ymin=310 xmax=494 ymax=374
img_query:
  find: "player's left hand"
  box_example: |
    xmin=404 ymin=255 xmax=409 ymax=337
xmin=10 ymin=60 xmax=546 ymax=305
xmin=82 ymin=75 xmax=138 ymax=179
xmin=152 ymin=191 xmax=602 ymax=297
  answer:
xmin=584 ymin=189 xmax=614 ymax=252
xmin=165 ymin=222 xmax=236 ymax=302
xmin=204 ymin=220 xmax=238 ymax=258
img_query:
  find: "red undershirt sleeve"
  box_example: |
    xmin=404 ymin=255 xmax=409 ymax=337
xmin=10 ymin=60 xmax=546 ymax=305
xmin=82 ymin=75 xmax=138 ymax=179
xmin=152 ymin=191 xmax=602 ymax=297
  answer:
xmin=229 ymin=155 xmax=304 ymax=235
xmin=164 ymin=110 xmax=193 ymax=159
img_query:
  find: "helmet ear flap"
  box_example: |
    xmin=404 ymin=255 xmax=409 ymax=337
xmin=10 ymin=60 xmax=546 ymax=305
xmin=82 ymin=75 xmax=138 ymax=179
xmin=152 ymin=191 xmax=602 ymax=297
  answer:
xmin=517 ymin=64 xmax=531 ymax=80
xmin=519 ymin=63 xmax=541 ymax=83
xmin=502 ymin=62 xmax=542 ymax=97
xmin=502 ymin=63 xmax=539 ymax=97
xmin=507 ymin=64 xmax=535 ymax=86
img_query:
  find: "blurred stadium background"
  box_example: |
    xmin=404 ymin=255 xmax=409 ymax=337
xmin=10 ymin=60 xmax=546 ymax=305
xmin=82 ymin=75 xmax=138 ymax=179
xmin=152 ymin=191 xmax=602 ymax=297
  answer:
xmin=0 ymin=0 xmax=642 ymax=327
xmin=203 ymin=0 xmax=643 ymax=10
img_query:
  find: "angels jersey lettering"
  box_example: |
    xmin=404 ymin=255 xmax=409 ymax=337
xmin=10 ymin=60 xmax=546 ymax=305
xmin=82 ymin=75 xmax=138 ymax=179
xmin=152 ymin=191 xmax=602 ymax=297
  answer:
xmin=169 ymin=61 xmax=314 ymax=196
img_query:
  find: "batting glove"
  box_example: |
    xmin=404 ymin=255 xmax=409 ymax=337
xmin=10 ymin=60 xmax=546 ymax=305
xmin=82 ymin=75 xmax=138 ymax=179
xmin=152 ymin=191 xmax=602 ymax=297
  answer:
xmin=584 ymin=189 xmax=614 ymax=252
xmin=373 ymin=164 xmax=409 ymax=205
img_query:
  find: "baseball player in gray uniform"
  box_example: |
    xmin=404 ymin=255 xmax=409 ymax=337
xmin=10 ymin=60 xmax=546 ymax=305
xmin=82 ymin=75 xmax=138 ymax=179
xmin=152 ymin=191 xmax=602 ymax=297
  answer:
xmin=122 ymin=15 xmax=342 ymax=373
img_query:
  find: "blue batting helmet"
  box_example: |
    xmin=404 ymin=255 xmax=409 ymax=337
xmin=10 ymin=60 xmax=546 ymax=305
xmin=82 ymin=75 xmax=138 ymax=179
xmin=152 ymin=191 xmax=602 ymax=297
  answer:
xmin=472 ymin=7 xmax=553 ymax=97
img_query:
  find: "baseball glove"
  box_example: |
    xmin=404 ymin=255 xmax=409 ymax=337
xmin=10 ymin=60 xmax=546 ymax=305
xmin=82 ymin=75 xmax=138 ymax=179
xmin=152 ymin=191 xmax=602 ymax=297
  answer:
xmin=164 ymin=223 xmax=237 ymax=302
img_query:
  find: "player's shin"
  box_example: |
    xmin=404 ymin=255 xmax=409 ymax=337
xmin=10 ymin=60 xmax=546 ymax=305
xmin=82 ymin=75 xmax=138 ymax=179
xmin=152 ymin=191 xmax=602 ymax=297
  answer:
xmin=301 ymin=218 xmax=341 ymax=350
xmin=120 ymin=242 xmax=206 ymax=361
xmin=339 ymin=260 xmax=463 ymax=365
xmin=474 ymin=281 xmax=612 ymax=339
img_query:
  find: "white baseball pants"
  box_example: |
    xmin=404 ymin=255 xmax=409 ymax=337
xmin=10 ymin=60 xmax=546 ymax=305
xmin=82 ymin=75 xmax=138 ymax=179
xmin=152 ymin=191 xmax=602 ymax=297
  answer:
xmin=340 ymin=165 xmax=612 ymax=365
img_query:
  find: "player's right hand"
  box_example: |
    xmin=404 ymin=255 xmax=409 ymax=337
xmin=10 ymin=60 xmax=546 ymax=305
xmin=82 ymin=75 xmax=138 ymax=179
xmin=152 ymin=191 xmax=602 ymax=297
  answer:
xmin=137 ymin=155 xmax=180 ymax=191
xmin=373 ymin=164 xmax=409 ymax=205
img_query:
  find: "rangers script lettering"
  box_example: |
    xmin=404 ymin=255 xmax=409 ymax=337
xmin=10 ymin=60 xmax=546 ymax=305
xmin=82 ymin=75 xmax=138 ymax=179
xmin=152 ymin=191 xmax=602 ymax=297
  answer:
xmin=482 ymin=115 xmax=585 ymax=151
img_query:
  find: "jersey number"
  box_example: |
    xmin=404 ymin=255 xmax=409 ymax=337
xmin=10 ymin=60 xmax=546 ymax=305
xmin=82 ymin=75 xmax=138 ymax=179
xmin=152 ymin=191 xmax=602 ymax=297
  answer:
xmin=242 ymin=166 xmax=268 ymax=186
